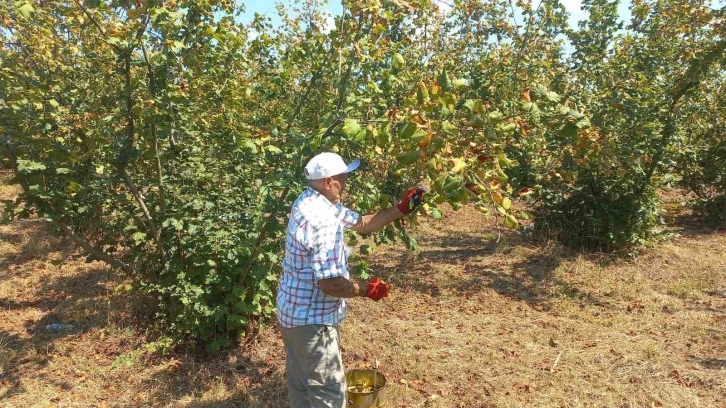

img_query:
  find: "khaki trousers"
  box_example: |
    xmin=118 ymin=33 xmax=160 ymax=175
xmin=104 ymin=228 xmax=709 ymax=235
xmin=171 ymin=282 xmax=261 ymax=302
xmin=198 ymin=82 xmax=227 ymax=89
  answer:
xmin=281 ymin=324 xmax=347 ymax=408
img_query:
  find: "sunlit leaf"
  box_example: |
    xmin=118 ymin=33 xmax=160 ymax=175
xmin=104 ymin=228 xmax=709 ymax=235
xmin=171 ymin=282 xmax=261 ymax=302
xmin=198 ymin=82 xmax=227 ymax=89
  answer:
xmin=17 ymin=3 xmax=35 ymax=18
xmin=342 ymin=119 xmax=362 ymax=136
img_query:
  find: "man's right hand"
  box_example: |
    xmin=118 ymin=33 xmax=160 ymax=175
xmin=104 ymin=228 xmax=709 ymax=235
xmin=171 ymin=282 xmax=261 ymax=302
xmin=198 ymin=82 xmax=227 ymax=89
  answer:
xmin=397 ymin=186 xmax=426 ymax=215
xmin=365 ymin=277 xmax=390 ymax=301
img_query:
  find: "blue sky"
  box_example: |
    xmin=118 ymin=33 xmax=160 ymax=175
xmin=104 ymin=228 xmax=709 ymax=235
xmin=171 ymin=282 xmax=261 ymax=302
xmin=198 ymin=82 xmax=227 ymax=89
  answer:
xmin=234 ymin=0 xmax=633 ymax=29
xmin=235 ymin=0 xmax=343 ymax=26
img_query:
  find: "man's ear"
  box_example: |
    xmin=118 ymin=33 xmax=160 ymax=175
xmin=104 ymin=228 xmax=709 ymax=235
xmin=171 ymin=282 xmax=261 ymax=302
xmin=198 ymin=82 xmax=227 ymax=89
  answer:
xmin=323 ymin=177 xmax=333 ymax=189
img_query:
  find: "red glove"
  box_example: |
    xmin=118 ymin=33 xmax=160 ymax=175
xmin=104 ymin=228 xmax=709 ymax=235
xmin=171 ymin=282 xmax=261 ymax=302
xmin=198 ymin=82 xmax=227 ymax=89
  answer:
xmin=397 ymin=186 xmax=426 ymax=215
xmin=365 ymin=278 xmax=390 ymax=301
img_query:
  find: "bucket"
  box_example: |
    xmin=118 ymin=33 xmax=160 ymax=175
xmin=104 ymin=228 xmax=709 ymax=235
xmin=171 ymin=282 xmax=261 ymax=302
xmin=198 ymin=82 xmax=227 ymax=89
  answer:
xmin=346 ymin=369 xmax=387 ymax=407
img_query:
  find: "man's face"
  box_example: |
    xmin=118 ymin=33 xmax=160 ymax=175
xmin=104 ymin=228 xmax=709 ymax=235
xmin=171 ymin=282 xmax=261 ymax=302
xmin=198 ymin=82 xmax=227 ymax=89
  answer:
xmin=326 ymin=173 xmax=348 ymax=203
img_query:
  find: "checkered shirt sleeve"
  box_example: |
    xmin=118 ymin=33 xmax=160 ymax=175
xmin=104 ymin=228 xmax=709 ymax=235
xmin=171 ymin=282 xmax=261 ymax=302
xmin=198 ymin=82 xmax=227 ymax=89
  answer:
xmin=276 ymin=188 xmax=360 ymax=328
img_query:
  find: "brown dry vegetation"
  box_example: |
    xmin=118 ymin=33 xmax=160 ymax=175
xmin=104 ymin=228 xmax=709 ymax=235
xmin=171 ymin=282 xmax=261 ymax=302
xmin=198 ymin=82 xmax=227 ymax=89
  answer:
xmin=1 ymin=174 xmax=724 ymax=408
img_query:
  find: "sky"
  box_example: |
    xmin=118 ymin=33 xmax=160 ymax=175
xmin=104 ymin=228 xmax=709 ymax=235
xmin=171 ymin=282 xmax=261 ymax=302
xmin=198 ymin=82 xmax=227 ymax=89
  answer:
xmin=234 ymin=0 xmax=633 ymax=30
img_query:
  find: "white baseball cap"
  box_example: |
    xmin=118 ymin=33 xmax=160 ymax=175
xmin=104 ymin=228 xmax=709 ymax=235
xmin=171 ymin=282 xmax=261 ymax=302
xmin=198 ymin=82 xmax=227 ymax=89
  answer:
xmin=304 ymin=152 xmax=360 ymax=180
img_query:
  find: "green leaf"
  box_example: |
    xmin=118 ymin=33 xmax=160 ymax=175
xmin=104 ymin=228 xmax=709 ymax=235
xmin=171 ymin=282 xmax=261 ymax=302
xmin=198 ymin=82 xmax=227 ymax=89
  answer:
xmin=505 ymin=214 xmax=518 ymax=229
xmin=65 ymin=181 xmax=81 ymax=194
xmin=547 ymin=91 xmax=561 ymax=102
xmin=56 ymin=168 xmax=71 ymax=174
xmin=560 ymin=122 xmax=579 ymax=138
xmin=392 ymin=53 xmax=405 ymax=70
xmin=243 ymin=140 xmax=258 ymax=153
xmin=226 ymin=314 xmax=248 ymax=330
xmin=489 ymin=110 xmax=504 ymax=122
xmin=498 ymin=154 xmax=516 ymax=167
xmin=114 ymin=283 xmax=133 ymax=293
xmin=496 ymin=122 xmax=516 ymax=133
xmin=132 ymin=231 xmax=147 ymax=244
xmin=440 ymin=120 xmax=455 ymax=134
xmin=360 ymin=244 xmax=373 ymax=255
xmin=163 ymin=218 xmax=184 ymax=231
xmin=532 ymin=84 xmax=549 ymax=99
xmin=342 ymin=119 xmax=362 ymax=136
xmin=525 ymin=103 xmax=541 ymax=123
xmin=575 ymin=118 xmax=591 ymax=129
xmin=410 ymin=129 xmax=427 ymax=142
xmin=17 ymin=160 xmax=46 ymax=175
xmin=463 ymin=100 xmax=477 ymax=114
xmin=354 ymin=128 xmax=367 ymax=142
xmin=205 ymin=338 xmax=230 ymax=354
xmin=396 ymin=150 xmax=419 ymax=166
xmin=17 ymin=3 xmax=35 ymax=18
xmin=170 ymin=40 xmax=185 ymax=53
xmin=403 ymin=235 xmax=419 ymax=251
xmin=399 ymin=122 xmax=418 ymax=139
xmin=443 ymin=176 xmax=461 ymax=192
xmin=452 ymin=79 xmax=468 ymax=88
xmin=438 ymin=69 xmax=452 ymax=91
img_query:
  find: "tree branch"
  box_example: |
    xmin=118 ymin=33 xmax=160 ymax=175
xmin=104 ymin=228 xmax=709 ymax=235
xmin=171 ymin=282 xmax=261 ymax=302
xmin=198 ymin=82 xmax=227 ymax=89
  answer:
xmin=236 ymin=12 xmax=368 ymax=288
xmin=284 ymin=46 xmax=332 ymax=133
xmin=238 ymin=42 xmax=345 ymax=288
xmin=73 ymin=0 xmax=123 ymax=53
xmin=122 ymin=52 xmax=135 ymax=157
xmin=116 ymin=165 xmax=164 ymax=257
xmin=472 ymin=171 xmax=502 ymax=242
xmin=637 ymin=38 xmax=726 ymax=197
xmin=236 ymin=119 xmax=344 ymax=287
xmin=58 ymin=223 xmax=132 ymax=274
xmin=142 ymin=43 xmax=167 ymax=213
xmin=1 ymin=139 xmax=29 ymax=194
xmin=336 ymin=13 xmax=367 ymax=110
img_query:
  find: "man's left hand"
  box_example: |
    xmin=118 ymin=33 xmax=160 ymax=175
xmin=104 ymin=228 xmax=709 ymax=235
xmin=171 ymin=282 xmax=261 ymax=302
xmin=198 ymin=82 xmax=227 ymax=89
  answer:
xmin=365 ymin=278 xmax=390 ymax=301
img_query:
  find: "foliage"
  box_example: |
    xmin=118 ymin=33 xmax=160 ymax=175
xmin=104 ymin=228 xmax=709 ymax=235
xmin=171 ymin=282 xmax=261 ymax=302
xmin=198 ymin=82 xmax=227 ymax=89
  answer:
xmin=673 ymin=77 xmax=726 ymax=223
xmin=2 ymin=0 xmax=726 ymax=346
xmin=1 ymin=0 xmax=294 ymax=345
xmin=526 ymin=0 xmax=726 ymax=249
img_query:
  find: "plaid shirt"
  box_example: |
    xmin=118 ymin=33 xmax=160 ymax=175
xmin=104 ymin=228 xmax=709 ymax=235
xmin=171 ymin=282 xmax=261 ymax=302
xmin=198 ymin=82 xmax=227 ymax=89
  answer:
xmin=276 ymin=188 xmax=360 ymax=328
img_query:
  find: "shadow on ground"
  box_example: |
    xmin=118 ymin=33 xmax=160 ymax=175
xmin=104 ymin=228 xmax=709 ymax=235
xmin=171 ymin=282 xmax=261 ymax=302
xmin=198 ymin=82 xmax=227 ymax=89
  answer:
xmin=375 ymin=228 xmax=606 ymax=310
xmin=689 ymin=356 xmax=726 ymax=370
xmin=0 ymin=265 xmax=115 ymax=400
xmin=0 ymin=217 xmax=290 ymax=406
xmin=0 ymin=219 xmax=74 ymax=273
xmin=670 ymin=211 xmax=726 ymax=238
xmin=138 ymin=346 xmax=288 ymax=408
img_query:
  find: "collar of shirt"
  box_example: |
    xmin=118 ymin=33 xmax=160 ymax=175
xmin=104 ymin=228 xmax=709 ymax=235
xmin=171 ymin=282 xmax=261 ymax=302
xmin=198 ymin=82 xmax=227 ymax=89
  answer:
xmin=305 ymin=187 xmax=343 ymax=217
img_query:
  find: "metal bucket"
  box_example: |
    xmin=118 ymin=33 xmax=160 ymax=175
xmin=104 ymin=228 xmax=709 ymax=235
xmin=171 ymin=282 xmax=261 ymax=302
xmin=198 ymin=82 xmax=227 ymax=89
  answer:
xmin=346 ymin=369 xmax=387 ymax=407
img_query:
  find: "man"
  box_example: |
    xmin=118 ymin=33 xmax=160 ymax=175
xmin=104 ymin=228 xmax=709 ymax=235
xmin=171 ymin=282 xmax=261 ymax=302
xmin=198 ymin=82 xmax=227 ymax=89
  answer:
xmin=276 ymin=152 xmax=425 ymax=407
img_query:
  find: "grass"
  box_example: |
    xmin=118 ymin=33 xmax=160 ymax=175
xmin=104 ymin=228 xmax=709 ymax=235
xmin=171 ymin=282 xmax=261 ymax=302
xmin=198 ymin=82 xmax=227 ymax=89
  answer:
xmin=0 ymin=176 xmax=19 ymax=204
xmin=1 ymin=178 xmax=725 ymax=407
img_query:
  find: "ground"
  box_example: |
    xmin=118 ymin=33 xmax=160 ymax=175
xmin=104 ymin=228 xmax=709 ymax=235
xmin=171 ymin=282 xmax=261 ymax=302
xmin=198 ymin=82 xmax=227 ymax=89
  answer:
xmin=1 ymin=175 xmax=724 ymax=408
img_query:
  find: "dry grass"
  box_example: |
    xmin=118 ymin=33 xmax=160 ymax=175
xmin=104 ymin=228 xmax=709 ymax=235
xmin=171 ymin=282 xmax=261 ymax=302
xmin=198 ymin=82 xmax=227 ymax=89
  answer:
xmin=1 ymin=178 xmax=724 ymax=407
xmin=0 ymin=173 xmax=20 ymax=205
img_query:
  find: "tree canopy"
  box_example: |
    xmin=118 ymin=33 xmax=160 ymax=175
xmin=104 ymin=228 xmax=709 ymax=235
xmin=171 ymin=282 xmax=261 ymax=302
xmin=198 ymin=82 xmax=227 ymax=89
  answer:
xmin=2 ymin=0 xmax=725 ymax=348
